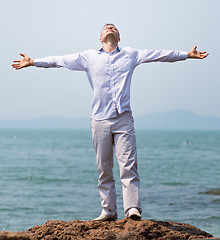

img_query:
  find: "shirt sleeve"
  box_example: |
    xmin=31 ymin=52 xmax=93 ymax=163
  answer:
xmin=34 ymin=52 xmax=88 ymax=71
xmin=135 ymin=49 xmax=188 ymax=66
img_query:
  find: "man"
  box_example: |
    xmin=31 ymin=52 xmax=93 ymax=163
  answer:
xmin=12 ymin=24 xmax=208 ymax=221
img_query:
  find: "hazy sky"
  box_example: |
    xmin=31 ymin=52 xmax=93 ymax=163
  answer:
xmin=1 ymin=0 xmax=219 ymax=119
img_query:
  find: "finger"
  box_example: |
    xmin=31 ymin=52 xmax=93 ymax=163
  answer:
xmin=14 ymin=66 xmax=21 ymax=70
xmin=198 ymin=53 xmax=208 ymax=59
xmin=202 ymin=53 xmax=209 ymax=58
xmin=12 ymin=64 xmax=20 ymax=69
xmin=13 ymin=60 xmax=21 ymax=63
xmin=20 ymin=53 xmax=25 ymax=57
xmin=194 ymin=45 xmax=197 ymax=50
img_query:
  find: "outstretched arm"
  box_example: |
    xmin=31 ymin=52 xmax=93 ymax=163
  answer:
xmin=12 ymin=53 xmax=34 ymax=70
xmin=12 ymin=52 xmax=88 ymax=71
xmin=187 ymin=46 xmax=208 ymax=59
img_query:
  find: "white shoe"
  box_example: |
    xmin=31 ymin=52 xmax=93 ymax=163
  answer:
xmin=128 ymin=208 xmax=141 ymax=220
xmin=92 ymin=213 xmax=117 ymax=221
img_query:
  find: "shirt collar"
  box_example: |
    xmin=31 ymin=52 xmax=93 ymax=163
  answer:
xmin=98 ymin=46 xmax=121 ymax=53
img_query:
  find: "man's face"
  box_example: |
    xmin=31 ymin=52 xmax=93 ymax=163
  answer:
xmin=100 ymin=24 xmax=120 ymax=43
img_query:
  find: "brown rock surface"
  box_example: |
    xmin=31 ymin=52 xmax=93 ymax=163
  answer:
xmin=0 ymin=218 xmax=219 ymax=240
xmin=0 ymin=231 xmax=30 ymax=240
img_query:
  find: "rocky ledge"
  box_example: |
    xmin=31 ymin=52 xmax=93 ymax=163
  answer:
xmin=0 ymin=218 xmax=218 ymax=240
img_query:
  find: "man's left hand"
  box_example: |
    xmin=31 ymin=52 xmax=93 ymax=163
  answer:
xmin=187 ymin=46 xmax=208 ymax=59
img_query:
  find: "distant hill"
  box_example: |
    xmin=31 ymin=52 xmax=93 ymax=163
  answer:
xmin=0 ymin=116 xmax=91 ymax=129
xmin=0 ymin=110 xmax=220 ymax=129
xmin=135 ymin=109 xmax=220 ymax=130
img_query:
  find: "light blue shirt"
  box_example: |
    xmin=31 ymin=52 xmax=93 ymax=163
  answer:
xmin=34 ymin=47 xmax=188 ymax=120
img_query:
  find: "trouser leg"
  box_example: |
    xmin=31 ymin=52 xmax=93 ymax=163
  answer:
xmin=113 ymin=112 xmax=142 ymax=216
xmin=91 ymin=119 xmax=117 ymax=216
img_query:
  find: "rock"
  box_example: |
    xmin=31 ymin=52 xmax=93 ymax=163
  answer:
xmin=199 ymin=188 xmax=220 ymax=195
xmin=0 ymin=218 xmax=218 ymax=240
xmin=0 ymin=231 xmax=30 ymax=240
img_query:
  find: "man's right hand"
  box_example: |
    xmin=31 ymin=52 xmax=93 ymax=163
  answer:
xmin=12 ymin=53 xmax=34 ymax=70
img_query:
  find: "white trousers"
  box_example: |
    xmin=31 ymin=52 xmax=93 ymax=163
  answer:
xmin=91 ymin=111 xmax=141 ymax=217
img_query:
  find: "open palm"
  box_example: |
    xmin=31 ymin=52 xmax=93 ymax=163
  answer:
xmin=12 ymin=53 xmax=33 ymax=70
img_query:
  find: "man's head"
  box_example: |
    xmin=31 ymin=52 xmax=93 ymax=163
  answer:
xmin=100 ymin=24 xmax=120 ymax=43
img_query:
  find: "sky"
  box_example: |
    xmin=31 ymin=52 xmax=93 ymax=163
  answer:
xmin=1 ymin=0 xmax=219 ymax=119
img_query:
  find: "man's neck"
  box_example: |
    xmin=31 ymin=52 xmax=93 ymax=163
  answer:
xmin=102 ymin=41 xmax=118 ymax=53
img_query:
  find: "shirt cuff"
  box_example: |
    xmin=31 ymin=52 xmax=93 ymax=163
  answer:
xmin=33 ymin=59 xmax=40 ymax=67
xmin=180 ymin=51 xmax=188 ymax=60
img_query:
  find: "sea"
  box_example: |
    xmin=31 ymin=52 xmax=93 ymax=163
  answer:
xmin=0 ymin=129 xmax=219 ymax=238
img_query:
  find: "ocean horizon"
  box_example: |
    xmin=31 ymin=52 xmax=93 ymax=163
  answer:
xmin=1 ymin=109 xmax=220 ymax=130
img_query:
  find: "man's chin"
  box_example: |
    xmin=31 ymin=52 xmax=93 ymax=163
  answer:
xmin=104 ymin=34 xmax=119 ymax=41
